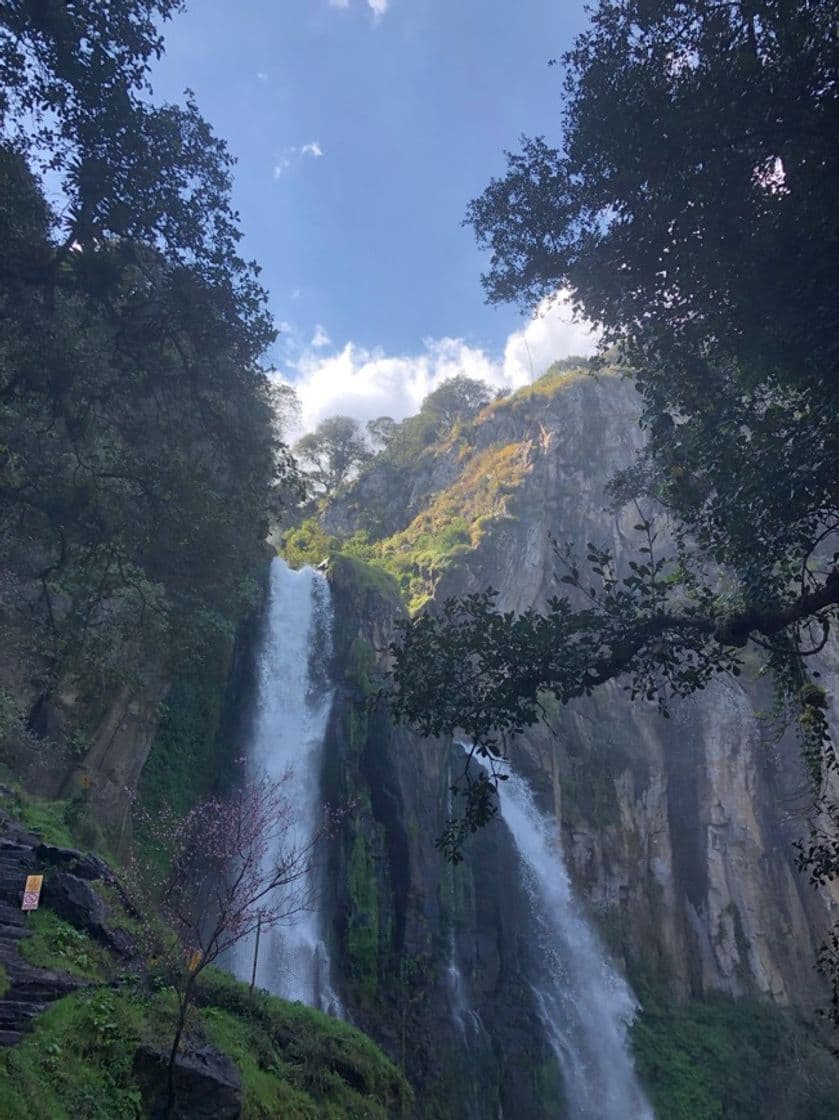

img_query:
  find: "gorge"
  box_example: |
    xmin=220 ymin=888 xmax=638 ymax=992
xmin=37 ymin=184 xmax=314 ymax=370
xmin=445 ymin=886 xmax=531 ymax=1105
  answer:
xmin=3 ymin=1 xmax=838 ymax=1114
xmin=215 ymin=365 xmax=839 ymax=1118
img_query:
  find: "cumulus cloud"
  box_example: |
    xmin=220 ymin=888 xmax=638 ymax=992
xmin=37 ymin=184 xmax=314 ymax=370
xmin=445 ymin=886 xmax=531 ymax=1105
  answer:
xmin=276 ymin=293 xmax=598 ymax=433
xmin=301 ymin=141 xmax=324 ymax=159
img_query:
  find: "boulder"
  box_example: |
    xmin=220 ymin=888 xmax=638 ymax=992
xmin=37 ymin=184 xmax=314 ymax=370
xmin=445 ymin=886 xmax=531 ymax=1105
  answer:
xmin=35 ymin=842 xmax=112 ymax=882
xmin=41 ymin=871 xmax=136 ymax=958
xmin=133 ymin=1043 xmax=242 ymax=1120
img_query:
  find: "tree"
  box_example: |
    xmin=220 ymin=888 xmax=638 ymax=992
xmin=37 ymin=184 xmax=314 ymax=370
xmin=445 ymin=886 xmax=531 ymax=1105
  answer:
xmin=391 ymin=0 xmax=839 ymax=1011
xmin=130 ymin=775 xmax=338 ymax=1116
xmin=420 ymin=376 xmax=491 ymax=432
xmin=270 ymin=383 xmax=303 ymax=439
xmin=0 ymin=3 xmax=291 ymax=723
xmin=295 ymin=416 xmax=372 ymax=492
xmin=366 ymin=416 xmax=399 ymax=451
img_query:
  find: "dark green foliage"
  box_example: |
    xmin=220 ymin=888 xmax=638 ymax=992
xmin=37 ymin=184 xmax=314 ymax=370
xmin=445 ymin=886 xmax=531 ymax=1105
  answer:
xmin=462 ymin=0 xmax=839 ymax=686
xmin=632 ymin=986 xmax=839 ymax=1120
xmin=0 ymin=3 xmax=297 ymax=788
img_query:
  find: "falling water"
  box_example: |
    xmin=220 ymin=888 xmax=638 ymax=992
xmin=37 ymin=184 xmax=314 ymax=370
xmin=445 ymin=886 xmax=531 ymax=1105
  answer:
xmin=231 ymin=556 xmax=340 ymax=1012
xmin=498 ymin=771 xmax=653 ymax=1120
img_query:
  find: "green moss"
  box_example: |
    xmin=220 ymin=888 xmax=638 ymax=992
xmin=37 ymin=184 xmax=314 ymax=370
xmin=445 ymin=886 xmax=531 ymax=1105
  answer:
xmin=7 ymin=788 xmax=75 ymax=847
xmin=328 ymin=553 xmax=402 ymax=610
xmin=345 ymin=824 xmax=381 ymax=1004
xmin=0 ymin=962 xmax=8 ymax=999
xmin=632 ymin=984 xmax=839 ymax=1119
xmin=20 ymin=910 xmax=113 ymax=980
xmin=346 ymin=636 xmax=377 ymax=695
xmin=135 ymin=630 xmax=236 ymax=877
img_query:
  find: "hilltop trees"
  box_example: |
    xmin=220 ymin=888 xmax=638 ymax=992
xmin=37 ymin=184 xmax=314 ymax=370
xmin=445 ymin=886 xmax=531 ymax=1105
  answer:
xmin=295 ymin=416 xmax=372 ymax=492
xmin=421 ymin=375 xmax=491 ymax=433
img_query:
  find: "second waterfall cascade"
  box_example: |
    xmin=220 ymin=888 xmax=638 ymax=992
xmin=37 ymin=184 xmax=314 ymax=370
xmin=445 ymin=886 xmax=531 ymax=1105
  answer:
xmin=231 ymin=557 xmax=340 ymax=1012
xmin=499 ymin=770 xmax=653 ymax=1120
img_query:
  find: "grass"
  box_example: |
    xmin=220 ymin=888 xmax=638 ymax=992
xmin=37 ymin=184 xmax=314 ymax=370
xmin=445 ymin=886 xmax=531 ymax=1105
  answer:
xmin=0 ymin=987 xmax=152 ymax=1120
xmin=0 ymin=952 xmax=411 ymax=1120
xmin=196 ymin=969 xmax=412 ymax=1120
xmin=19 ymin=910 xmax=113 ymax=981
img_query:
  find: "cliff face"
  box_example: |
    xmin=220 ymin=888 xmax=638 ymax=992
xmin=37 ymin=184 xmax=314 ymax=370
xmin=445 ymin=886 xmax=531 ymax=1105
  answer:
xmin=319 ymin=370 xmax=839 ymax=1115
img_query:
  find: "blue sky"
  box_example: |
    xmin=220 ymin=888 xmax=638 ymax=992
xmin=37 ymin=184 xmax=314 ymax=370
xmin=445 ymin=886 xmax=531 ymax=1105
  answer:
xmin=153 ymin=0 xmax=596 ymax=428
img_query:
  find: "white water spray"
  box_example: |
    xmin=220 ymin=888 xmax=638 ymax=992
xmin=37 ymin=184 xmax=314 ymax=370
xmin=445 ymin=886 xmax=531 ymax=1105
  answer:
xmin=498 ymin=771 xmax=653 ymax=1119
xmin=232 ymin=557 xmax=339 ymax=1011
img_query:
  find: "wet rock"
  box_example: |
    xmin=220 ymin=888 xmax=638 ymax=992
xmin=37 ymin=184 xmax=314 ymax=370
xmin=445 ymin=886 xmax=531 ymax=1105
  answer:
xmin=35 ymin=842 xmax=112 ymax=882
xmin=134 ymin=1043 xmax=242 ymax=1120
xmin=42 ymin=870 xmax=136 ymax=958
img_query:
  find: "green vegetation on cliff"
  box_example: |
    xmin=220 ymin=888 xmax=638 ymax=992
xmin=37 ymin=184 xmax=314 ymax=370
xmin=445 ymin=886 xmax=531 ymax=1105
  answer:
xmin=632 ymin=986 xmax=839 ymax=1120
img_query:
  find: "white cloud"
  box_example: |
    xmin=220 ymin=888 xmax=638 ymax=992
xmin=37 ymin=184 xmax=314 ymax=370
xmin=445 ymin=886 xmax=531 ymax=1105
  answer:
xmin=276 ymin=293 xmax=598 ymax=433
xmin=256 ymin=71 xmax=268 ymax=82
xmin=503 ymin=293 xmax=599 ymax=387
xmin=327 ymin=0 xmax=388 ymax=18
xmin=272 ymin=142 xmax=324 ymax=179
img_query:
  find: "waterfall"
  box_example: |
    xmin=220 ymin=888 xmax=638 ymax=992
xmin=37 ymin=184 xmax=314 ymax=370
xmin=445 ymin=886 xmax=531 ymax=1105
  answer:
xmin=231 ymin=556 xmax=340 ymax=1012
xmin=498 ymin=771 xmax=653 ymax=1120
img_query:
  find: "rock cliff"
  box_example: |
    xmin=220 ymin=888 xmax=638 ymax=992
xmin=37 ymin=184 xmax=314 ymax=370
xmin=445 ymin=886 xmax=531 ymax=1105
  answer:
xmin=316 ymin=368 xmax=839 ymax=1117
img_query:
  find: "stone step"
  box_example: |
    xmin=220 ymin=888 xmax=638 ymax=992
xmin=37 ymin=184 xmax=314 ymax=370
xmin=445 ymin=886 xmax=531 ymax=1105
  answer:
xmin=0 ymin=1000 xmax=47 ymax=1026
xmin=0 ymin=1029 xmax=24 ymax=1046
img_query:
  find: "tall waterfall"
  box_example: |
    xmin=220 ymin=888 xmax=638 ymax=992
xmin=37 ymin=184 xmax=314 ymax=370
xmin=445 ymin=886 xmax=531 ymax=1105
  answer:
xmin=498 ymin=771 xmax=653 ymax=1120
xmin=231 ymin=557 xmax=339 ymax=1011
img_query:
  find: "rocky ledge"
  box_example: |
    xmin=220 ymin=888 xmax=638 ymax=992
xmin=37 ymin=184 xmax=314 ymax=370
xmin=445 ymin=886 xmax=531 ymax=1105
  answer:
xmin=0 ymin=818 xmax=94 ymax=1046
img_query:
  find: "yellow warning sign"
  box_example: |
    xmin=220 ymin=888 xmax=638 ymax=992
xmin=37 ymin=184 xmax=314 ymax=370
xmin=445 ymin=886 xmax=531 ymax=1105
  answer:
xmin=21 ymin=874 xmax=43 ymax=912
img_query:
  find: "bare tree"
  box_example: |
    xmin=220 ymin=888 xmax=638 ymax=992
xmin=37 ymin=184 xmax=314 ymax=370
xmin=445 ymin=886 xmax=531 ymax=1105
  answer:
xmin=130 ymin=774 xmax=342 ymax=1116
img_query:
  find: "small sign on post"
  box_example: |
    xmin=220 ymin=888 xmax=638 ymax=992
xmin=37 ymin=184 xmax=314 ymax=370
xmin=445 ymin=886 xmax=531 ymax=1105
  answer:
xmin=21 ymin=874 xmax=43 ymax=912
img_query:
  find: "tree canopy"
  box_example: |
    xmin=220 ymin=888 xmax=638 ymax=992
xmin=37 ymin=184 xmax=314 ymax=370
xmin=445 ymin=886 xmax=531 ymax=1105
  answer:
xmin=0 ymin=2 xmax=293 ymax=709
xmin=420 ymin=375 xmax=492 ymax=432
xmin=294 ymin=416 xmax=372 ymax=493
